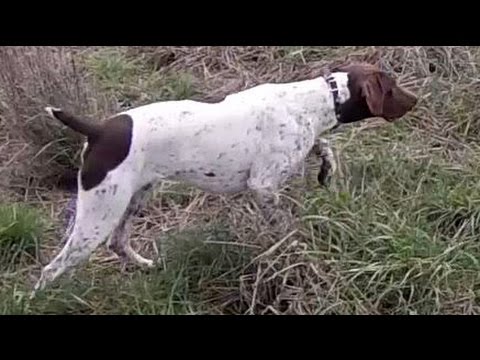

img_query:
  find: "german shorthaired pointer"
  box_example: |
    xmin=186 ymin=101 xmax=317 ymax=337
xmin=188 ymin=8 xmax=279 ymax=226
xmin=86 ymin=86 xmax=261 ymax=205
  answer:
xmin=31 ymin=62 xmax=417 ymax=296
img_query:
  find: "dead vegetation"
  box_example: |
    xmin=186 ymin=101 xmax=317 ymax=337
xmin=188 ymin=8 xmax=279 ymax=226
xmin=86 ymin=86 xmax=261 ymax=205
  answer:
xmin=0 ymin=46 xmax=480 ymax=314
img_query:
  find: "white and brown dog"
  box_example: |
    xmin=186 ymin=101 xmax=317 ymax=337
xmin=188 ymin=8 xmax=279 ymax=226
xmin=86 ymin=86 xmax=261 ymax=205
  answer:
xmin=31 ymin=63 xmax=417 ymax=296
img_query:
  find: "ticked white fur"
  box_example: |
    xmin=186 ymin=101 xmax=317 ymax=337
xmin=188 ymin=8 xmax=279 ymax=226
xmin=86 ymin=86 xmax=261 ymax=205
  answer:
xmin=124 ymin=73 xmax=349 ymax=191
xmin=32 ymin=73 xmax=351 ymax=297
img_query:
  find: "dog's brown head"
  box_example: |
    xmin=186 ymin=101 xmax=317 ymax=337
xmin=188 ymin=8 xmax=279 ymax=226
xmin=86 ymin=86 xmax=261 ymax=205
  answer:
xmin=333 ymin=63 xmax=417 ymax=124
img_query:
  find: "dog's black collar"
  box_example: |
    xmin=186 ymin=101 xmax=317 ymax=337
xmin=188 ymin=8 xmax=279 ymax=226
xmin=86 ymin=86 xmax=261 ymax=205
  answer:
xmin=326 ymin=75 xmax=341 ymax=117
xmin=325 ymin=74 xmax=342 ymax=130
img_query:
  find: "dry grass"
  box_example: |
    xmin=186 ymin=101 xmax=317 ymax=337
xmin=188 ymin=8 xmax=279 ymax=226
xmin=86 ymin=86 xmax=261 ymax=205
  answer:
xmin=0 ymin=46 xmax=480 ymax=314
xmin=0 ymin=46 xmax=117 ymax=195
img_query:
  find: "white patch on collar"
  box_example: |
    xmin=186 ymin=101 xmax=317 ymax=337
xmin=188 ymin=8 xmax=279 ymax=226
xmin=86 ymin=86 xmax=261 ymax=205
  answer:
xmin=329 ymin=72 xmax=351 ymax=104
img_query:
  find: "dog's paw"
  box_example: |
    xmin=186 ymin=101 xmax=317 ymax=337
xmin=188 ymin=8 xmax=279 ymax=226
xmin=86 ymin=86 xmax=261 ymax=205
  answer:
xmin=317 ymin=158 xmax=333 ymax=187
xmin=143 ymin=259 xmax=155 ymax=269
xmin=266 ymin=208 xmax=294 ymax=229
xmin=45 ymin=106 xmax=62 ymax=118
xmin=317 ymin=147 xmax=337 ymax=187
xmin=30 ymin=276 xmax=47 ymax=300
xmin=119 ymin=256 xmax=156 ymax=272
xmin=132 ymin=253 xmax=156 ymax=269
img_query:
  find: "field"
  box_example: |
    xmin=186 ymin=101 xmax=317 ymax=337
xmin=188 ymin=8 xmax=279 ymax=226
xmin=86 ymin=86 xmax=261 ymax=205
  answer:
xmin=0 ymin=46 xmax=479 ymax=315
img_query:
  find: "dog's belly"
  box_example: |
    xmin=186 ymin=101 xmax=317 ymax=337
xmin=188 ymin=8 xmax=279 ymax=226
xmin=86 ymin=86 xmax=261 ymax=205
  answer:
xmin=174 ymin=166 xmax=250 ymax=193
xmin=149 ymin=147 xmax=254 ymax=193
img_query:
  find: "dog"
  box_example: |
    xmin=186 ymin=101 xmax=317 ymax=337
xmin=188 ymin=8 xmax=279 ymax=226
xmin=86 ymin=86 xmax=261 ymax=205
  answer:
xmin=31 ymin=62 xmax=417 ymax=296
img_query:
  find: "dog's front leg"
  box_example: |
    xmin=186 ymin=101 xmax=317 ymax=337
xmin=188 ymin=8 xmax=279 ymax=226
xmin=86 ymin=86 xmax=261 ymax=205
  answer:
xmin=314 ymin=138 xmax=337 ymax=186
xmin=251 ymin=188 xmax=281 ymax=223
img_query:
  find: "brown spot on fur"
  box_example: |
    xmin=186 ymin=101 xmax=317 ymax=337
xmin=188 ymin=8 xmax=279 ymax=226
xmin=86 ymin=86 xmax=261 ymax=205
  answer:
xmin=80 ymin=114 xmax=133 ymax=191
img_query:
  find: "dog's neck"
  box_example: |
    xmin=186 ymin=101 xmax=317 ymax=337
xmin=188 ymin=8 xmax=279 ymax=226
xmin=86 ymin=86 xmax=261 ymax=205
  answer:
xmin=325 ymin=75 xmax=342 ymax=119
xmin=300 ymin=72 xmax=351 ymax=135
xmin=325 ymin=70 xmax=376 ymax=125
xmin=323 ymin=72 xmax=350 ymax=126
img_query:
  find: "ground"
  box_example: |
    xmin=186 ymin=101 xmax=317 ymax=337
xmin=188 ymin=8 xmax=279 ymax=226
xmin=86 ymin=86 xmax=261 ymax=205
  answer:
xmin=0 ymin=46 xmax=479 ymax=315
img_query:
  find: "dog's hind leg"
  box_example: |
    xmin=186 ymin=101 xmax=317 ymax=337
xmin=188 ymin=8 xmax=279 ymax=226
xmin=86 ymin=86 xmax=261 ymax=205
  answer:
xmin=107 ymin=185 xmax=156 ymax=268
xmin=31 ymin=182 xmax=134 ymax=297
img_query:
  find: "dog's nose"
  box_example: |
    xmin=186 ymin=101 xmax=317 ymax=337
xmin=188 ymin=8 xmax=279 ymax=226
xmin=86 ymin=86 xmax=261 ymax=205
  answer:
xmin=405 ymin=89 xmax=418 ymax=108
xmin=410 ymin=95 xmax=418 ymax=108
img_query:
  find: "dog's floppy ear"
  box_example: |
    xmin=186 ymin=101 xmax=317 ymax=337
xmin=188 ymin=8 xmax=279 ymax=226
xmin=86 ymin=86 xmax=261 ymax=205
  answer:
xmin=362 ymin=71 xmax=393 ymax=117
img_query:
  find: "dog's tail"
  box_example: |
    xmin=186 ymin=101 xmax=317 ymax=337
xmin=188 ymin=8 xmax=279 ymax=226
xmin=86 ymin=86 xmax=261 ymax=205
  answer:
xmin=45 ymin=107 xmax=101 ymax=139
